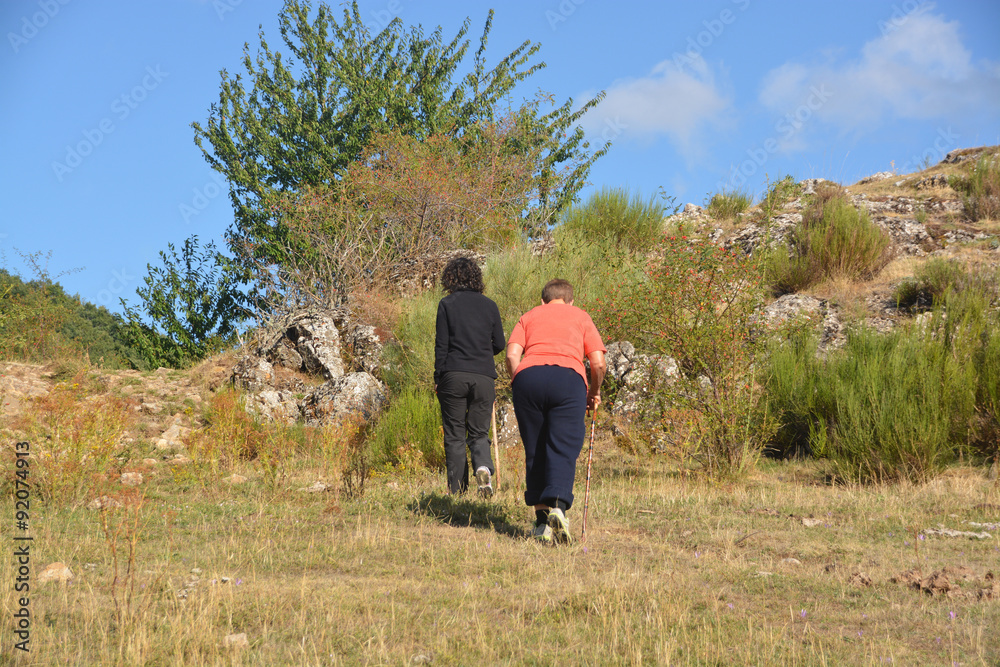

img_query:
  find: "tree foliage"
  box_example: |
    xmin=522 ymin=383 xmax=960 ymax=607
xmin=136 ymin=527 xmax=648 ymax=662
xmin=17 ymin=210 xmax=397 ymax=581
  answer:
xmin=262 ymin=118 xmax=543 ymax=308
xmin=121 ymin=236 xmax=251 ymax=368
xmin=192 ymin=0 xmax=608 ymax=275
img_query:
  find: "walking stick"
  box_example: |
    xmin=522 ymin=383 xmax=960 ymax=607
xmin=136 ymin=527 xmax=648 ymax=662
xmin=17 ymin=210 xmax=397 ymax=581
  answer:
xmin=581 ymin=407 xmax=598 ymax=543
xmin=491 ymin=401 xmax=500 ymax=492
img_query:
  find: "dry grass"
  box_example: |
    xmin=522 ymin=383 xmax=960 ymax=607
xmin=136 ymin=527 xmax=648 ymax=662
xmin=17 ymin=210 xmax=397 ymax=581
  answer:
xmin=3 ymin=441 xmax=998 ymax=665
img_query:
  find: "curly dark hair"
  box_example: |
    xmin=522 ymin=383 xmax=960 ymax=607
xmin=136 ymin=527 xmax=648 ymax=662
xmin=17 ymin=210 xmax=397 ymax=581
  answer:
xmin=441 ymin=257 xmax=484 ymax=294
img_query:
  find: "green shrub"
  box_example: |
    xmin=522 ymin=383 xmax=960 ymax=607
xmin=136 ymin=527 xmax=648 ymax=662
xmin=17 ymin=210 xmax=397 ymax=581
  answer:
xmin=949 ymin=154 xmax=1000 ymax=221
xmin=763 ymin=246 xmax=822 ymax=296
xmin=761 ymin=175 xmax=799 ymax=213
xmin=596 ymin=236 xmax=776 ymax=479
xmin=766 ymin=195 xmax=891 ymax=294
xmin=367 ymin=387 xmax=444 ymax=471
xmin=121 ymin=236 xmax=251 ymax=370
xmin=764 ymin=291 xmax=1000 ymax=481
xmin=706 ymin=188 xmax=753 ymax=220
xmin=557 ymin=187 xmax=666 ymax=251
xmin=893 ymin=258 xmax=967 ymax=310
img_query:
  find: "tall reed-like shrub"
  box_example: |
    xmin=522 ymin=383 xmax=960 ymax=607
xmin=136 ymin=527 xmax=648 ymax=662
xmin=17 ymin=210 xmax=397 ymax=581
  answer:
xmin=949 ymin=154 xmax=1000 ymax=221
xmin=766 ymin=195 xmax=891 ymax=294
xmin=765 ymin=286 xmax=1000 ymax=482
xmin=558 ymin=187 xmax=666 ymax=252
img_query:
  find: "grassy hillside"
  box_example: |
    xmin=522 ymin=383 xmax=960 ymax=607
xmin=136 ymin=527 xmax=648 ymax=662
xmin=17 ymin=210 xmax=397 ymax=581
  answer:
xmin=1 ymin=149 xmax=999 ymax=664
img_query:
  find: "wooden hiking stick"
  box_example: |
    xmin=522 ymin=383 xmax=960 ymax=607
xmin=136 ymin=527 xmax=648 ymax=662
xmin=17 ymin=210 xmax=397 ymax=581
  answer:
xmin=581 ymin=407 xmax=598 ymax=542
xmin=491 ymin=400 xmax=500 ymax=492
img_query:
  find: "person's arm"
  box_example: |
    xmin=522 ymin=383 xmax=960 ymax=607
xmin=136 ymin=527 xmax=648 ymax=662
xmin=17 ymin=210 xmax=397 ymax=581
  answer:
xmin=433 ymin=301 xmax=448 ymax=391
xmin=490 ymin=302 xmax=506 ymax=356
xmin=586 ymin=350 xmax=606 ymax=411
xmin=506 ymin=343 xmax=524 ymax=379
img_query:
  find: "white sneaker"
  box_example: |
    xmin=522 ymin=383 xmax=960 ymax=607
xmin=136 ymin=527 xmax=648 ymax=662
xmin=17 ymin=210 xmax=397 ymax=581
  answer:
xmin=547 ymin=507 xmax=572 ymax=544
xmin=532 ymin=523 xmax=553 ymax=544
xmin=475 ymin=466 xmax=493 ymax=499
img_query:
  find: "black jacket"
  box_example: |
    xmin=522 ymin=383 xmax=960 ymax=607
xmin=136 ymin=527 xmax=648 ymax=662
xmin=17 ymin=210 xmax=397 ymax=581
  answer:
xmin=434 ymin=290 xmax=505 ymax=384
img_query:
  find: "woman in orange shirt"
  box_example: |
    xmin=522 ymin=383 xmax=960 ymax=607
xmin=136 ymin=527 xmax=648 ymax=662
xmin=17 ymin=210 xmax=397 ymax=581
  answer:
xmin=506 ymin=279 xmax=606 ymax=544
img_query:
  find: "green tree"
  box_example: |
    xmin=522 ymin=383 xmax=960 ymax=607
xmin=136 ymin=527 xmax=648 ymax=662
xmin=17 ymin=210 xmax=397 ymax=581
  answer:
xmin=121 ymin=236 xmax=251 ymax=368
xmin=192 ymin=0 xmax=608 ymax=275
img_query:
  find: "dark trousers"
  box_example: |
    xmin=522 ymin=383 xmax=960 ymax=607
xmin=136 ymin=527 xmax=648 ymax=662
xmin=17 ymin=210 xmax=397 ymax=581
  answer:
xmin=512 ymin=365 xmax=587 ymax=510
xmin=437 ymin=371 xmax=495 ymax=494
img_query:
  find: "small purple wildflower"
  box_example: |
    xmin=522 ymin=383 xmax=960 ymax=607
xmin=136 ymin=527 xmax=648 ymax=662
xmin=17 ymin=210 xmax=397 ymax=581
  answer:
xmin=949 ymin=611 xmax=956 ymax=620
xmin=727 ymin=603 xmax=733 ymax=609
xmin=800 ymin=609 xmax=807 ymax=619
xmin=919 ymin=534 xmax=925 ymax=541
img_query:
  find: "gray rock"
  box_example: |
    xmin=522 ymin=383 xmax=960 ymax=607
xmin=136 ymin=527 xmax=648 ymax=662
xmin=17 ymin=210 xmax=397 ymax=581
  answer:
xmin=231 ymin=356 xmax=276 ymax=392
xmin=759 ymin=294 xmax=844 ymax=353
xmin=270 ymin=340 xmax=303 ymax=371
xmin=288 ymin=316 xmax=344 ymax=380
xmin=857 ymin=171 xmax=894 ymax=185
xmin=243 ymin=389 xmax=302 ymax=425
xmin=302 ymin=372 xmax=386 ymax=424
xmin=344 ymin=323 xmax=384 ymax=376
xmin=800 ymin=178 xmax=830 ymax=195
xmin=724 ymin=212 xmax=801 ymax=256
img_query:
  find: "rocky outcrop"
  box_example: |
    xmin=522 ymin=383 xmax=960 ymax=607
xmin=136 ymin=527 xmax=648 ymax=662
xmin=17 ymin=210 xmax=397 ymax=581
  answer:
xmin=725 ymin=212 xmax=802 ymax=256
xmin=604 ymin=341 xmax=680 ymax=417
xmin=232 ymin=309 xmax=387 ymax=426
xmin=302 ymin=373 xmax=386 ymax=424
xmin=759 ymin=294 xmax=845 ymax=353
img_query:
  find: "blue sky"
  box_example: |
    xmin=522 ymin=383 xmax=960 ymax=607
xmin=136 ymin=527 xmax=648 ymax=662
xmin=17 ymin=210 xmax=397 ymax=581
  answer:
xmin=2 ymin=0 xmax=998 ymax=314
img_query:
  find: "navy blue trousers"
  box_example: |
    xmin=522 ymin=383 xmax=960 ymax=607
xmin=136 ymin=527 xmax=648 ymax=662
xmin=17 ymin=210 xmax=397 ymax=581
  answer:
xmin=512 ymin=365 xmax=587 ymax=510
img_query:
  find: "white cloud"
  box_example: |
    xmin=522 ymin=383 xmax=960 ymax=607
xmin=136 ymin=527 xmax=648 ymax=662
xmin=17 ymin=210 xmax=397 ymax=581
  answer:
xmin=579 ymin=54 xmax=733 ymax=159
xmin=758 ymin=7 xmax=1000 ymax=139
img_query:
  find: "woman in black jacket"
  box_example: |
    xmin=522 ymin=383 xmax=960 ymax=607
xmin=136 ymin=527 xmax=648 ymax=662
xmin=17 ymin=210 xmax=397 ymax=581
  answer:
xmin=434 ymin=257 xmax=505 ymax=496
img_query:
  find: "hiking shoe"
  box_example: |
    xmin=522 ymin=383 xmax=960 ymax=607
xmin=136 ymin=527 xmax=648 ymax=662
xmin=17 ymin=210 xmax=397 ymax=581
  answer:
xmin=475 ymin=466 xmax=493 ymax=499
xmin=532 ymin=523 xmax=553 ymax=544
xmin=547 ymin=507 xmax=572 ymax=545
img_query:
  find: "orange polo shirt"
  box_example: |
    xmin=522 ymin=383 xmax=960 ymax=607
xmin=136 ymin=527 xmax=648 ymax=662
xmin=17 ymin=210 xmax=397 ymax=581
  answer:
xmin=508 ymin=302 xmax=606 ymax=386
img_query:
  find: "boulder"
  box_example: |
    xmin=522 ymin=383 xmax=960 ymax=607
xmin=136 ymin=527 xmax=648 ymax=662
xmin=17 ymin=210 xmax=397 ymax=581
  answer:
xmin=231 ymin=356 xmax=276 ymax=392
xmin=604 ymin=341 xmax=679 ymax=417
xmin=243 ymin=389 xmax=302 ymax=425
xmin=302 ymin=372 xmax=386 ymax=425
xmin=344 ymin=323 xmax=384 ymax=376
xmin=286 ymin=315 xmax=344 ymax=380
xmin=857 ymin=171 xmax=894 ymax=185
